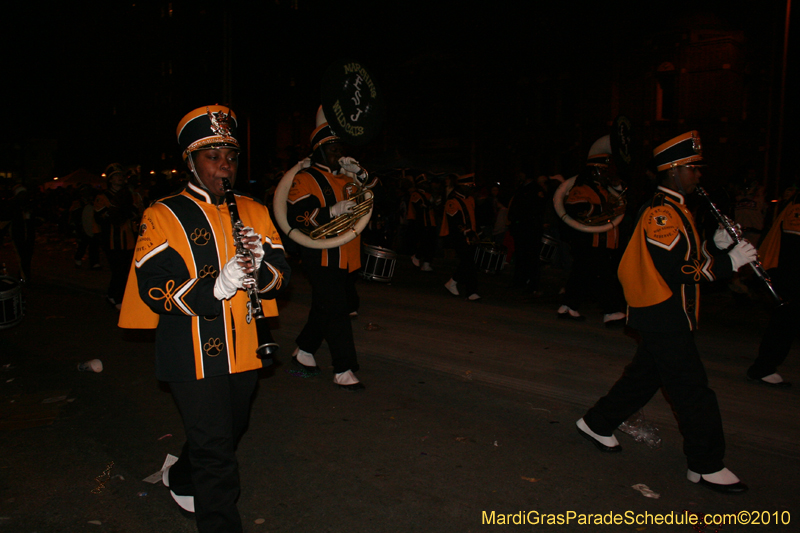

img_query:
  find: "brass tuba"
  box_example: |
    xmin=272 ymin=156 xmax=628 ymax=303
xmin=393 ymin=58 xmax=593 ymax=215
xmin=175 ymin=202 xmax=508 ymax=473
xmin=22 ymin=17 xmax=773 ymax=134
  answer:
xmin=308 ymin=180 xmax=374 ymax=240
xmin=552 ymin=176 xmax=626 ymax=233
xmin=272 ymin=160 xmax=374 ymax=250
xmin=272 ymin=58 xmax=383 ymax=250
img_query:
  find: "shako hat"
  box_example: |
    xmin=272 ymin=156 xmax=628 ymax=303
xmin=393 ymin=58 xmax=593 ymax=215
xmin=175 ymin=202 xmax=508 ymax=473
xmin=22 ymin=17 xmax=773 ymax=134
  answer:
xmin=176 ymin=105 xmax=240 ymax=161
xmin=457 ymin=173 xmax=476 ymax=186
xmin=104 ymin=163 xmax=125 ymax=180
xmin=310 ymin=106 xmax=341 ymax=151
xmin=653 ymin=131 xmax=704 ymax=172
xmin=587 ymin=135 xmax=611 ymax=167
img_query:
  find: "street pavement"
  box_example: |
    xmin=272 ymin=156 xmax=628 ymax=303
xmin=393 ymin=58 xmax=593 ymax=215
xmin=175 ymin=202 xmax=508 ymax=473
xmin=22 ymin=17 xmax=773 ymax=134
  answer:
xmin=1 ymin=232 xmax=799 ymax=533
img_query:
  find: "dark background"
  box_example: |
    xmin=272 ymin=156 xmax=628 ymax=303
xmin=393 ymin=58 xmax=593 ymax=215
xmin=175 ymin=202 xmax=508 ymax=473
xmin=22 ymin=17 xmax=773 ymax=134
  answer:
xmin=2 ymin=0 xmax=797 ymax=195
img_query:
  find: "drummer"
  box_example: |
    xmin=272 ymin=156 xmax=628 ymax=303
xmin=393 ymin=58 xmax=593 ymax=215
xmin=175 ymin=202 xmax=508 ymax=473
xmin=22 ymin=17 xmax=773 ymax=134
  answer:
xmin=285 ymin=106 xmax=367 ymax=391
xmin=440 ymin=173 xmax=480 ymax=301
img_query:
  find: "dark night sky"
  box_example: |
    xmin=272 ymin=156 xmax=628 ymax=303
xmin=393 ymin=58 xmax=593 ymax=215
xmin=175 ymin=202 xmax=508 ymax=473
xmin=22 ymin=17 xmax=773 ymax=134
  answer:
xmin=2 ymin=1 xmax=797 ymax=185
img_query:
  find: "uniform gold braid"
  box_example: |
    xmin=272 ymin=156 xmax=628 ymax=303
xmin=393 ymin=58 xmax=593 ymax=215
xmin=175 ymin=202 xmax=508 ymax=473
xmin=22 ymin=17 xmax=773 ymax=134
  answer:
xmin=149 ymin=280 xmax=179 ymax=312
xmin=680 ymin=260 xmax=704 ymax=282
xmin=296 ymin=211 xmax=314 ymax=227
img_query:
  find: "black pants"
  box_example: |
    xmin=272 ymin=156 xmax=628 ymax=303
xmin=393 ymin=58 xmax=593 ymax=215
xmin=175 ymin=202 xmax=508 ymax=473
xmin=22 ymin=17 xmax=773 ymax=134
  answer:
xmin=750 ymin=301 xmax=799 ymax=379
xmin=296 ymin=262 xmax=359 ymax=374
xmin=451 ymin=240 xmax=478 ymax=296
xmin=563 ymin=245 xmax=625 ymax=314
xmin=74 ymin=233 xmax=100 ymax=266
xmin=169 ymin=371 xmax=258 ymax=533
xmin=511 ymin=229 xmax=541 ymax=291
xmin=583 ymin=330 xmax=726 ymax=474
xmin=105 ymin=248 xmax=134 ymax=303
xmin=411 ymin=224 xmax=438 ymax=264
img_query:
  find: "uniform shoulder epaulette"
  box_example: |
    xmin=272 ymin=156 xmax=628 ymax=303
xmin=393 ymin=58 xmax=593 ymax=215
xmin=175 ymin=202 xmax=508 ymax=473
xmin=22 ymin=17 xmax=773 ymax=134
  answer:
xmin=157 ymin=192 xmax=187 ymax=210
xmin=232 ymin=190 xmax=265 ymax=206
xmin=650 ymin=190 xmax=668 ymax=208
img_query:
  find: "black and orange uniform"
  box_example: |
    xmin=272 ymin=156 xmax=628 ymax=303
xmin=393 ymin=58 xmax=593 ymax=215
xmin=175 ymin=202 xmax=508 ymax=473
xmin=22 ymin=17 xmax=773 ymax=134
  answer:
xmin=582 ymin=185 xmax=736 ymax=475
xmin=94 ymin=184 xmax=143 ymax=304
xmin=749 ymin=191 xmax=800 ymax=381
xmin=287 ymin=162 xmax=361 ymax=373
xmin=408 ymin=187 xmax=437 ymax=264
xmin=118 ymin=180 xmax=289 ymax=381
xmin=119 ymin=104 xmax=290 ymax=533
xmin=440 ymin=189 xmax=478 ymax=295
xmin=560 ymin=178 xmax=626 ymax=315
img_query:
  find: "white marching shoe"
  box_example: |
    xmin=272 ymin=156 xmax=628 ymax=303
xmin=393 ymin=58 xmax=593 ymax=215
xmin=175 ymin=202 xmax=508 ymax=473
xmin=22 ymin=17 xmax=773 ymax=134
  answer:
xmin=162 ymin=465 xmax=195 ymax=513
xmin=576 ymin=418 xmax=621 ymax=452
xmin=334 ymin=370 xmax=365 ymax=392
xmin=687 ymin=468 xmax=748 ymax=494
xmin=445 ymin=278 xmax=459 ymax=296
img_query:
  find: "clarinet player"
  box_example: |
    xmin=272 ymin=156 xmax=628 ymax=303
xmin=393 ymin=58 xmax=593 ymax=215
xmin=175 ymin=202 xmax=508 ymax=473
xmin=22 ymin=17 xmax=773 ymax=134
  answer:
xmin=576 ymin=131 xmax=757 ymax=494
xmin=119 ymin=105 xmax=291 ymax=532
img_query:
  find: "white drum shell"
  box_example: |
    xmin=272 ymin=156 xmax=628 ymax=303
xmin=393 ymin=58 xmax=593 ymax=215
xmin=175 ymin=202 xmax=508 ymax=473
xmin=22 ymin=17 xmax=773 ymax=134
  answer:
xmin=361 ymin=245 xmax=397 ymax=282
xmin=0 ymin=276 xmax=24 ymax=330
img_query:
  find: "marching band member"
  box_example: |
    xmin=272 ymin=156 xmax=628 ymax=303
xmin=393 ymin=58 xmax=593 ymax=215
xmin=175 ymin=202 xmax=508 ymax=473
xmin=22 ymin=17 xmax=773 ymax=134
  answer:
xmin=94 ymin=163 xmax=142 ymax=309
xmin=408 ymin=173 xmax=437 ymax=271
xmin=576 ymin=131 xmax=756 ymax=494
xmin=440 ymin=173 xmax=480 ymax=300
xmin=747 ymin=186 xmax=799 ymax=387
xmin=286 ymin=107 xmax=367 ymax=391
xmin=556 ymin=136 xmax=626 ymax=326
xmin=119 ymin=105 xmax=291 ymax=532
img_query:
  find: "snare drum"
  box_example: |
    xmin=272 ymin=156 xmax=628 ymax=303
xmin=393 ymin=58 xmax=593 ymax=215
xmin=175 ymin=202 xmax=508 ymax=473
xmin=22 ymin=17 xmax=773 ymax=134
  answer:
xmin=539 ymin=234 xmax=560 ymax=263
xmin=0 ymin=276 xmax=24 ymax=330
xmin=474 ymin=244 xmax=506 ymax=274
xmin=361 ymin=245 xmax=397 ymax=282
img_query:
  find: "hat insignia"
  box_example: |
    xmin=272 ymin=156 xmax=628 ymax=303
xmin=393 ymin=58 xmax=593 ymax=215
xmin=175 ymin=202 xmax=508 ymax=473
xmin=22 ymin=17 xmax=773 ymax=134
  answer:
xmin=207 ymin=107 xmax=234 ymax=140
xmin=691 ymin=132 xmax=702 ymax=155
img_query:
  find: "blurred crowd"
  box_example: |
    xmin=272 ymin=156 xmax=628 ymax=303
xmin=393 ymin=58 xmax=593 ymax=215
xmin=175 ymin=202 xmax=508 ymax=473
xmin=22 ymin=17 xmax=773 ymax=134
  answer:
xmin=1 ymin=160 xmax=796 ymax=307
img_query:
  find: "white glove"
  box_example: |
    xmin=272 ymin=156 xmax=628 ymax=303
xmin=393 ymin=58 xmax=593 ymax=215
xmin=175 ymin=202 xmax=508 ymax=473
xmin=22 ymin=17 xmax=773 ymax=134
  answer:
xmin=338 ymin=157 xmax=368 ymax=182
xmin=728 ymin=240 xmax=758 ymax=272
xmin=330 ymin=199 xmax=356 ymax=218
xmin=214 ymin=256 xmax=246 ymax=300
xmin=241 ymin=226 xmax=264 ymax=269
xmin=713 ymin=227 xmax=735 ymax=250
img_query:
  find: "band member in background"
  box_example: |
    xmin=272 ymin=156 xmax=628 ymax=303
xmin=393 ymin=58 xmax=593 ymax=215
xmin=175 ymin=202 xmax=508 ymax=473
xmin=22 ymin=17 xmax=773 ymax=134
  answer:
xmin=507 ymin=172 xmax=546 ymax=297
xmin=440 ymin=173 xmax=480 ymax=301
xmin=556 ymin=137 xmax=627 ymax=326
xmin=408 ymin=173 xmax=437 ymax=272
xmin=95 ymin=163 xmax=143 ymax=309
xmin=747 ymin=186 xmax=799 ymax=388
xmin=119 ymin=105 xmax=291 ymax=532
xmin=286 ymin=107 xmax=367 ymax=391
xmin=4 ymin=183 xmax=36 ymax=283
xmin=576 ymin=131 xmax=757 ymax=494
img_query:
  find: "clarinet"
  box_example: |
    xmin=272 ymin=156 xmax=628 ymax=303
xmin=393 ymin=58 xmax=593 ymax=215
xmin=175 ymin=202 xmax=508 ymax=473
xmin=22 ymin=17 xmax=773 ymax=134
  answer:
xmin=221 ymin=178 xmax=280 ymax=361
xmin=695 ymin=186 xmax=785 ymax=305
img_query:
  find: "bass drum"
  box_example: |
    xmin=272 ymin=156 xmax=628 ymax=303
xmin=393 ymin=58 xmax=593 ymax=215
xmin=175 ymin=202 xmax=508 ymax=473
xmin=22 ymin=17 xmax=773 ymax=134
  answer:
xmin=0 ymin=276 xmax=24 ymax=330
xmin=360 ymin=245 xmax=397 ymax=282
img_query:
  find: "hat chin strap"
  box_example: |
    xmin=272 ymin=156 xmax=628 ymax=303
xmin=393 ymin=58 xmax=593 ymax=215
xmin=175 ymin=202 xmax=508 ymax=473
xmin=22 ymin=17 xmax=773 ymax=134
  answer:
xmin=670 ymin=167 xmax=687 ymax=196
xmin=187 ymin=152 xmax=225 ymax=204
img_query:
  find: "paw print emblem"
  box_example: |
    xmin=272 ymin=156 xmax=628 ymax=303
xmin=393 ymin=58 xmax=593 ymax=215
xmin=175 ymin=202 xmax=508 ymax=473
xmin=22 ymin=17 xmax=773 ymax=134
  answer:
xmin=204 ymin=338 xmax=224 ymax=357
xmin=199 ymin=264 xmax=218 ymax=279
xmin=190 ymin=228 xmax=211 ymax=246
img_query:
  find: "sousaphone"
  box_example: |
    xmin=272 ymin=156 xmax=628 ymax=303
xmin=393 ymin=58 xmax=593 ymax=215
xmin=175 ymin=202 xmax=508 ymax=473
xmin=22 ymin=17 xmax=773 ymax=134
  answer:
xmin=273 ymin=59 xmax=384 ymax=249
xmin=553 ymin=123 xmax=634 ymax=234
